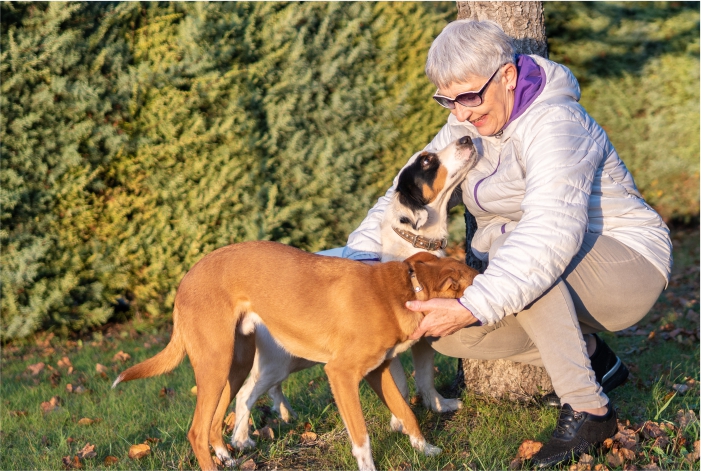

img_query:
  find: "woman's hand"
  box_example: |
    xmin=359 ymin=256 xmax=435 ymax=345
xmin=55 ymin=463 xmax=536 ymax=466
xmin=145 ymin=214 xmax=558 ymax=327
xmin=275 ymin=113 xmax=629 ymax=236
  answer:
xmin=407 ymin=298 xmax=480 ymax=339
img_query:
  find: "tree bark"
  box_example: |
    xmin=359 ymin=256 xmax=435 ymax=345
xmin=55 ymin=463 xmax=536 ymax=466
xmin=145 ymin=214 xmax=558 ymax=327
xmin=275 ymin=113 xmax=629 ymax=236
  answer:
xmin=454 ymin=1 xmax=554 ymax=402
xmin=457 ymin=1 xmax=548 ymax=58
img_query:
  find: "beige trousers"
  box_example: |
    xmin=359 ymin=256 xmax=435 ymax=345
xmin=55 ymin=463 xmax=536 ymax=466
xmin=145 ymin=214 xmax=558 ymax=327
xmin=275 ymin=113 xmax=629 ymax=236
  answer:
xmin=429 ymin=233 xmax=667 ymax=410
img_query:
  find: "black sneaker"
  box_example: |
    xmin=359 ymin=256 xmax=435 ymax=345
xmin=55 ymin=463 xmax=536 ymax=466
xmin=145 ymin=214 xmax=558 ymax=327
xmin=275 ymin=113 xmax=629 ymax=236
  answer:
xmin=542 ymin=334 xmax=629 ymax=408
xmin=530 ymin=403 xmax=617 ymax=468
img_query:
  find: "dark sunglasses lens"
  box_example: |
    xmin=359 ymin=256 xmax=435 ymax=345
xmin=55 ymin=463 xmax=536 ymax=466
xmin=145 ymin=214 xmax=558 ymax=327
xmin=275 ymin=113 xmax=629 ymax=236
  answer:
xmin=433 ymin=96 xmax=455 ymax=109
xmin=455 ymin=93 xmax=481 ymax=107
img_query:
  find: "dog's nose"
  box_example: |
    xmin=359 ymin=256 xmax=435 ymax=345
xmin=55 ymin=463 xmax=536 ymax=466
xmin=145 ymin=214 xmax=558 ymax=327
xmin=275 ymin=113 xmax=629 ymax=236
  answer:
xmin=458 ymin=136 xmax=472 ymax=146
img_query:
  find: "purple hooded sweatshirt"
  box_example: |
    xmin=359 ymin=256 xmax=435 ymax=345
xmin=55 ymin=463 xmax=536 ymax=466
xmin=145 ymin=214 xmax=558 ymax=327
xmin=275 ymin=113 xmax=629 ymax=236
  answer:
xmin=504 ymin=54 xmax=546 ymax=129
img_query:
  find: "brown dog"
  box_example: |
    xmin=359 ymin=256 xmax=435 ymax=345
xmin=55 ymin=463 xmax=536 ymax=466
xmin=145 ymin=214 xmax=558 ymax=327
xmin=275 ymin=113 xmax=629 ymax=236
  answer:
xmin=113 ymin=241 xmax=477 ymax=470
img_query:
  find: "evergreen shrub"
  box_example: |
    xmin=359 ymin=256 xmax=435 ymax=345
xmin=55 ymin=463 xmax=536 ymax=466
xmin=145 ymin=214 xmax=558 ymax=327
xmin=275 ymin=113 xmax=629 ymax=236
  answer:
xmin=1 ymin=2 xmax=698 ymax=339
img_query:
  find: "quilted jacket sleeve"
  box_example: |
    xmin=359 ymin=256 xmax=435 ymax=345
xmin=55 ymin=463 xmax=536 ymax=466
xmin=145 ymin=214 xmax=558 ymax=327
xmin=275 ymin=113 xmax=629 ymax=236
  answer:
xmin=459 ymin=104 xmax=606 ymax=325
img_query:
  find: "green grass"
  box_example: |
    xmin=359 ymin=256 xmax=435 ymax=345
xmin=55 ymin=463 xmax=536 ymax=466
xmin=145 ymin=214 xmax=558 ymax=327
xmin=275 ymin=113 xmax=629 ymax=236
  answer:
xmin=2 ymin=228 xmax=699 ymax=470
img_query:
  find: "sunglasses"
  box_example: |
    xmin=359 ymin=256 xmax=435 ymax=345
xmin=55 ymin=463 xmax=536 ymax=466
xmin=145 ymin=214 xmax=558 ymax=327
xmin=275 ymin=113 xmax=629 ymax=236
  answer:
xmin=432 ymin=66 xmax=501 ymax=109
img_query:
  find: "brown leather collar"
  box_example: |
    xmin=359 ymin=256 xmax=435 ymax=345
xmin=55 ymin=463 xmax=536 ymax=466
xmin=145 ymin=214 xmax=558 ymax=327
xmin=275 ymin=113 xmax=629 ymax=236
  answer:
xmin=408 ymin=267 xmax=428 ymax=301
xmin=393 ymin=226 xmax=447 ymax=251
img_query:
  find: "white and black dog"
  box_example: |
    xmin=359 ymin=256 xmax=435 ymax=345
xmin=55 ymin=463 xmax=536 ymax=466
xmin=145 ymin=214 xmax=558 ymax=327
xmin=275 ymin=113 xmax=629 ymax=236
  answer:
xmin=231 ymin=136 xmax=478 ymax=449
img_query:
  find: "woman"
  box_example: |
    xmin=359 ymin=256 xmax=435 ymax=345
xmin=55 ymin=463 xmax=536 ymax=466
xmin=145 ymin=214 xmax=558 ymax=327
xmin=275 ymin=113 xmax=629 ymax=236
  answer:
xmin=343 ymin=20 xmax=672 ymax=467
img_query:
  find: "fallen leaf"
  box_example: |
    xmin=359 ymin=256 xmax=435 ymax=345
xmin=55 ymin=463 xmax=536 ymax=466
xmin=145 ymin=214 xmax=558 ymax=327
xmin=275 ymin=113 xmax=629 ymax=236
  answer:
xmin=112 ymin=351 xmax=131 ymax=362
xmin=257 ymin=426 xmax=274 ymax=440
xmin=619 ymin=448 xmax=636 ymax=461
xmin=622 ymin=464 xmax=638 ymax=471
xmin=240 ymin=458 xmax=257 ymax=470
xmin=95 ymin=364 xmax=108 ymax=373
xmin=641 ymin=421 xmax=665 ymax=439
xmin=77 ymin=418 xmax=94 ymax=426
xmin=62 ymin=455 xmax=82 ymax=469
xmin=579 ymin=453 xmax=595 ymax=466
xmin=602 ymin=438 xmax=614 ymax=450
xmin=128 ymin=443 xmax=151 ymax=460
xmin=224 ymin=412 xmax=236 ymax=433
xmin=410 ymin=394 xmax=421 ymax=405
xmin=58 ymin=357 xmax=73 ymax=369
xmin=50 ymin=370 xmax=62 ymax=386
xmin=607 ymin=450 xmax=623 ymax=468
xmin=516 ymin=439 xmax=543 ymax=460
xmin=103 ymin=456 xmax=118 ymax=466
xmin=28 ymin=362 xmax=46 ymax=375
xmin=568 ymin=461 xmax=591 ymax=471
xmin=304 ymin=422 xmax=313 ymax=432
xmin=672 ymin=384 xmax=690 ymax=395
xmin=9 ymin=410 xmax=28 ymax=417
xmin=159 ymin=387 xmax=175 ymax=398
xmin=300 ymin=431 xmax=318 ymax=443
xmin=66 ymin=384 xmax=86 ymax=394
xmin=77 ymin=443 xmax=97 ymax=459
xmin=40 ymin=396 xmax=62 ymax=414
xmin=441 ymin=463 xmax=456 ymax=471
xmin=641 ymin=463 xmax=661 ymax=470
xmin=190 ymin=385 xmax=197 ymax=395
xmin=594 ymin=464 xmax=609 ymax=471
xmin=614 ymin=427 xmax=638 ymax=450
xmin=652 ymin=435 xmax=670 ymax=450
xmin=145 ymin=437 xmax=160 ymax=444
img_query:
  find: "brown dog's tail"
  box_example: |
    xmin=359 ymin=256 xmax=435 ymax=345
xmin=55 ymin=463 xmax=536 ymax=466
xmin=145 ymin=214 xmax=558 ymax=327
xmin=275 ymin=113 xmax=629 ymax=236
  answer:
xmin=112 ymin=307 xmax=186 ymax=388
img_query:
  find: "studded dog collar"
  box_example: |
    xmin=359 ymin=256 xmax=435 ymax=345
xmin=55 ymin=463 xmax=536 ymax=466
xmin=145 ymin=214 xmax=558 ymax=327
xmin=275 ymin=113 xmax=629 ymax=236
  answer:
xmin=392 ymin=226 xmax=447 ymax=251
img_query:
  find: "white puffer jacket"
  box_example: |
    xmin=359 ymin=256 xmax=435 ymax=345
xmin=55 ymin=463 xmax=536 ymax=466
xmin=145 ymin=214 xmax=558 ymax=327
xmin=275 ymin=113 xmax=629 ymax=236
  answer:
xmin=344 ymin=55 xmax=672 ymax=326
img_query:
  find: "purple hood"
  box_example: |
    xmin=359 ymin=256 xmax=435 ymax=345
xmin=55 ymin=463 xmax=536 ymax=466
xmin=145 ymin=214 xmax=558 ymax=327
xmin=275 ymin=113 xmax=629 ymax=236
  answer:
xmin=504 ymin=54 xmax=546 ymax=129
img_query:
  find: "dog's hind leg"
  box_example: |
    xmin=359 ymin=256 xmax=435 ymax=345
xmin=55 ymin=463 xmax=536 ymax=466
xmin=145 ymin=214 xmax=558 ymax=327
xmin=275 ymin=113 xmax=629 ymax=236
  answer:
xmin=325 ymin=362 xmax=376 ymax=471
xmin=210 ymin=332 xmax=256 ymax=466
xmin=186 ymin=318 xmax=237 ymax=471
xmin=365 ymin=360 xmax=441 ymax=457
xmin=411 ymin=339 xmax=463 ymax=412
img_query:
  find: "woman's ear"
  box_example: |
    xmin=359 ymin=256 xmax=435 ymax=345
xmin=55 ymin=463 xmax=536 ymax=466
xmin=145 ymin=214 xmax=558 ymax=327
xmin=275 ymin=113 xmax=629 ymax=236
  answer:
xmin=502 ymin=63 xmax=518 ymax=89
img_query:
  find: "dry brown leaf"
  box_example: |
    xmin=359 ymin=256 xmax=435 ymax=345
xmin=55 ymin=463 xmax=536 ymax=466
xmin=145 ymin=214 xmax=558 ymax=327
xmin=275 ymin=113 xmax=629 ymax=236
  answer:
xmin=224 ymin=412 xmax=236 ymax=433
xmin=300 ymin=431 xmax=318 ymax=443
xmin=77 ymin=418 xmax=94 ymax=426
xmin=594 ymin=464 xmax=609 ymax=471
xmin=95 ymin=363 xmax=108 ymax=373
xmin=159 ymin=387 xmax=175 ymax=398
xmin=58 ymin=357 xmax=73 ymax=369
xmin=240 ymin=458 xmax=257 ymax=470
xmin=619 ymin=448 xmax=636 ymax=461
xmin=62 ymin=455 xmax=83 ymax=469
xmin=28 ymin=362 xmax=46 ymax=375
xmin=103 ymin=456 xmax=119 ymax=466
xmin=508 ymin=458 xmax=523 ymax=470
xmin=410 ymin=394 xmax=421 ymax=405
xmin=640 ymin=463 xmax=661 ymax=470
xmin=579 ymin=453 xmax=594 ymax=466
xmin=607 ymin=450 xmax=623 ymax=468
xmin=41 ymin=396 xmax=62 ymax=414
xmin=516 ymin=439 xmax=543 ymax=460
xmin=112 ymin=351 xmax=131 ymax=363
xmin=614 ymin=427 xmax=638 ymax=450
xmin=128 ymin=443 xmax=151 ymax=460
xmin=303 ymin=421 xmax=312 ymax=432
xmin=652 ymin=435 xmax=670 ymax=450
xmin=9 ymin=410 xmax=28 ymax=417
xmin=568 ymin=462 xmax=591 ymax=471
xmin=257 ymin=426 xmax=274 ymax=440
xmin=145 ymin=437 xmax=161 ymax=444
xmin=66 ymin=384 xmax=86 ymax=395
xmin=441 ymin=463 xmax=456 ymax=471
xmin=602 ymin=437 xmax=614 ymax=450
xmin=641 ymin=421 xmax=665 ymax=439
xmin=77 ymin=443 xmax=97 ymax=459
xmin=622 ymin=464 xmax=638 ymax=471
xmin=190 ymin=385 xmax=197 ymax=395
xmin=676 ymin=409 xmax=698 ymax=429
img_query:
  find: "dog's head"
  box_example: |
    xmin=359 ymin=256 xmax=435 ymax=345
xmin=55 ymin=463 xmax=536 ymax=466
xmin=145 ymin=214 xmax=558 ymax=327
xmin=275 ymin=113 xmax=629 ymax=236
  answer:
xmin=392 ymin=136 xmax=477 ymax=231
xmin=404 ymin=252 xmax=478 ymax=299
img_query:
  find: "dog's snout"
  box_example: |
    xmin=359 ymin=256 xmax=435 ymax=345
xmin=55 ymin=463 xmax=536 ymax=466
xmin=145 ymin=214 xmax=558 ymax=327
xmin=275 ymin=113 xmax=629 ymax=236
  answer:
xmin=457 ymin=136 xmax=472 ymax=146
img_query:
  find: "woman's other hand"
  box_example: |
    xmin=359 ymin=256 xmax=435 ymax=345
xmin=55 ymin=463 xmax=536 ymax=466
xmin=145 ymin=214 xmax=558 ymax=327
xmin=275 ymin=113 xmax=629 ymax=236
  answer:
xmin=407 ymin=298 xmax=480 ymax=339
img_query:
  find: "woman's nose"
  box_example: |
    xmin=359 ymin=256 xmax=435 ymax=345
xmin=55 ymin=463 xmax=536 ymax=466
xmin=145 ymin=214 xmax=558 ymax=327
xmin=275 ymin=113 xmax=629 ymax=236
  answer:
xmin=452 ymin=104 xmax=472 ymax=122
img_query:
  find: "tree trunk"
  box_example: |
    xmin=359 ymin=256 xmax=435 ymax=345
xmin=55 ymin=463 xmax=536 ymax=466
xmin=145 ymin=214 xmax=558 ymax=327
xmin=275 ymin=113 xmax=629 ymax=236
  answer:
xmin=454 ymin=1 xmax=554 ymax=402
xmin=457 ymin=1 xmax=548 ymax=58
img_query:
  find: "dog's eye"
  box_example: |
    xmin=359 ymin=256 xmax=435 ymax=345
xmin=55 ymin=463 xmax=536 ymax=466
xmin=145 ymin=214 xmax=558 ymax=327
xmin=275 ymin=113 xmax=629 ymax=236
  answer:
xmin=421 ymin=155 xmax=433 ymax=167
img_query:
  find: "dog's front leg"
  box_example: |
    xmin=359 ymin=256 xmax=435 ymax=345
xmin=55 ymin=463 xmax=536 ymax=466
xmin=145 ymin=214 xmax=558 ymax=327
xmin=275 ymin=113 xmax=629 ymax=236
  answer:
xmin=411 ymin=339 xmax=463 ymax=412
xmin=325 ymin=363 xmax=376 ymax=471
xmin=365 ymin=360 xmax=441 ymax=458
xmin=388 ymin=356 xmax=409 ymax=432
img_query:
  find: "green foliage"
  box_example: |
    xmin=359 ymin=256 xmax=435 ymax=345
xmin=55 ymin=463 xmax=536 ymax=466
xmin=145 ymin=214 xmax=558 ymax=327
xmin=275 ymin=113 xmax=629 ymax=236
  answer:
xmin=547 ymin=1 xmax=700 ymax=221
xmin=1 ymin=2 xmax=455 ymax=338
xmin=2 ymin=2 xmax=698 ymax=338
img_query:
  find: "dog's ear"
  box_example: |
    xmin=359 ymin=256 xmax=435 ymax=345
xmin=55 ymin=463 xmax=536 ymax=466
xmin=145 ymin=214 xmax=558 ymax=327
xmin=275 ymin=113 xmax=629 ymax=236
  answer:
xmin=439 ymin=276 xmax=460 ymax=294
xmin=394 ymin=196 xmax=429 ymax=230
xmin=404 ymin=251 xmax=439 ymax=264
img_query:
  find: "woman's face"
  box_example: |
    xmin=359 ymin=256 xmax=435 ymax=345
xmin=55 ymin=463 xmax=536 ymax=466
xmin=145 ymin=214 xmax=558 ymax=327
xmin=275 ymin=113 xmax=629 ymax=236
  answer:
xmin=438 ymin=63 xmax=517 ymax=137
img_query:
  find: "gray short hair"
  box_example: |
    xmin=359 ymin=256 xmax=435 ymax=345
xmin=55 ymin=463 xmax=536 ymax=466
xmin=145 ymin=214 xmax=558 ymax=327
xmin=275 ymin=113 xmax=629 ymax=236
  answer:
xmin=425 ymin=20 xmax=516 ymax=90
